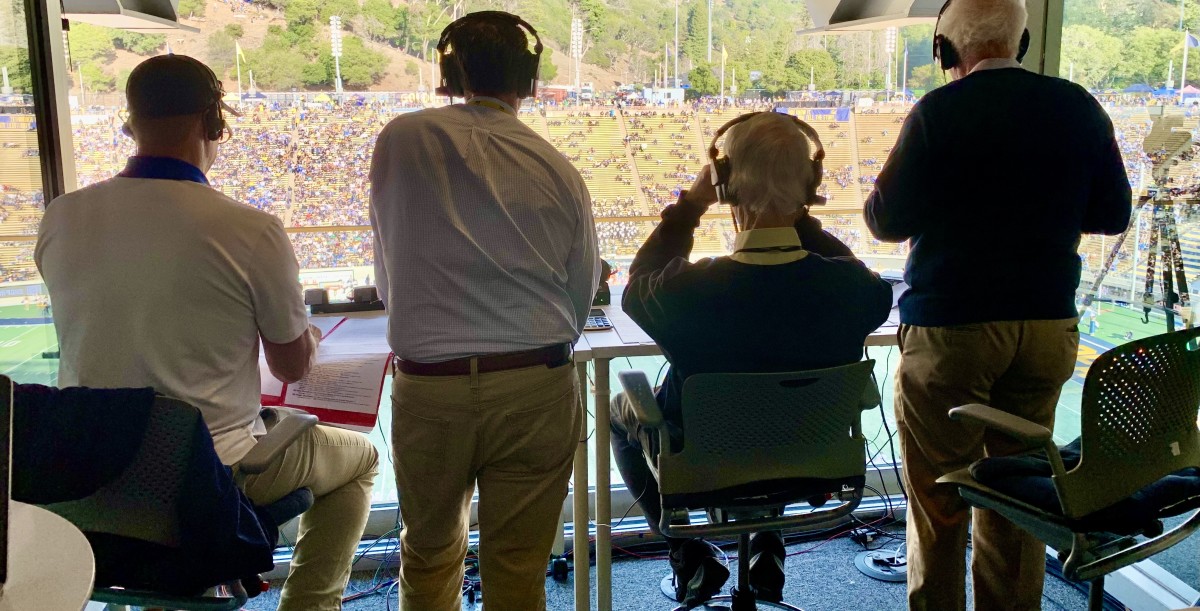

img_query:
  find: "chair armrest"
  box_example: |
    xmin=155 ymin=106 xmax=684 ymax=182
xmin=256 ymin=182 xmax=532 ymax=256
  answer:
xmin=617 ymin=371 xmax=664 ymax=429
xmin=239 ymin=408 xmax=319 ymax=475
xmin=948 ymin=404 xmax=1053 ymax=448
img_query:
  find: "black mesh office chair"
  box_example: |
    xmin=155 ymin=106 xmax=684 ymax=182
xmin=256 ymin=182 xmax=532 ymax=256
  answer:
xmin=938 ymin=327 xmax=1200 ymax=611
xmin=11 ymin=376 xmax=318 ymax=611
xmin=618 ymin=360 xmax=879 ymax=611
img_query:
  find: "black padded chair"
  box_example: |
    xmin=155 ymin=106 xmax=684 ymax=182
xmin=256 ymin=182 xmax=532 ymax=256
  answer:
xmin=938 ymin=327 xmax=1200 ymax=611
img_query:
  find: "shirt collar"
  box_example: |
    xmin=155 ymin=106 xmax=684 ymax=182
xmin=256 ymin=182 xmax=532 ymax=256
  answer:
xmin=970 ymin=58 xmax=1024 ymax=75
xmin=465 ymin=96 xmax=517 ymax=116
xmin=118 ymin=156 xmax=209 ymax=185
xmin=729 ymin=227 xmax=808 ymax=266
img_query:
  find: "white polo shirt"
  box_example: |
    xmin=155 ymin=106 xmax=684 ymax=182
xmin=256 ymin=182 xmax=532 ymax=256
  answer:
xmin=36 ymin=157 xmax=309 ymax=464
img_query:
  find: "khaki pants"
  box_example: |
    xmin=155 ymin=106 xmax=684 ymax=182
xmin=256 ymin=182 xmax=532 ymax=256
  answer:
xmin=896 ymin=319 xmax=1078 ymax=611
xmin=392 ymin=363 xmax=581 ymax=611
xmin=240 ymin=422 xmax=380 ymax=611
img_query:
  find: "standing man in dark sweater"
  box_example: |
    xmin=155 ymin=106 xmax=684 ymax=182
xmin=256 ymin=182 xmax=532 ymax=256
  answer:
xmin=864 ymin=0 xmax=1132 ymax=609
xmin=615 ymin=111 xmax=892 ymax=606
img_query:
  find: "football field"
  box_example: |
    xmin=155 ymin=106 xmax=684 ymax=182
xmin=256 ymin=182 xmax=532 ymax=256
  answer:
xmin=0 ymin=303 xmax=58 ymax=386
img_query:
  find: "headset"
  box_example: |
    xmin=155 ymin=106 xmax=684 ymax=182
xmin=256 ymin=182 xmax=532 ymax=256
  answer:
xmin=933 ymin=0 xmax=1031 ymax=72
xmin=707 ymin=112 xmax=827 ymax=208
xmin=436 ymin=11 xmax=543 ymax=99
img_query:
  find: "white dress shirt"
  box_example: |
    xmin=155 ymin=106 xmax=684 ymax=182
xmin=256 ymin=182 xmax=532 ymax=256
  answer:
xmin=369 ymin=102 xmax=600 ymax=362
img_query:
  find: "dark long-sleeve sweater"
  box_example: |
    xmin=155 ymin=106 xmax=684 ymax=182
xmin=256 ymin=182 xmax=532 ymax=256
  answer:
xmin=864 ymin=68 xmax=1132 ymax=327
xmin=623 ymin=199 xmax=892 ymax=420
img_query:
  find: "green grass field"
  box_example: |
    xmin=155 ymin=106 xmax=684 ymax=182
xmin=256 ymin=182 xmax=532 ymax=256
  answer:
xmin=0 ymin=303 xmax=58 ymax=386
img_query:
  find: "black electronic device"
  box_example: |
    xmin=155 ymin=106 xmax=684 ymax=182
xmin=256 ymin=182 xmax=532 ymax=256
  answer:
xmin=584 ymin=308 xmax=613 ymax=331
xmin=308 ymin=285 xmax=386 ymax=315
xmin=593 ymin=259 xmax=614 ymax=306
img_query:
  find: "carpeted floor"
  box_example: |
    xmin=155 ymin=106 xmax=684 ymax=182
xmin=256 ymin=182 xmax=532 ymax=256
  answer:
xmin=243 ymin=534 xmax=1092 ymax=610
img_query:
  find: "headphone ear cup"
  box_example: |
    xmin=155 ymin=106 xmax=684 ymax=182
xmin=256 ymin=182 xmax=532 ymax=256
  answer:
xmin=205 ymin=107 xmax=224 ymax=141
xmin=121 ymin=122 xmax=132 ymax=138
xmin=936 ymin=35 xmax=959 ymax=71
xmin=810 ymin=159 xmax=823 ymax=203
xmin=711 ymin=158 xmax=733 ymax=204
xmin=1016 ymin=28 xmax=1031 ymax=63
xmin=439 ymin=52 xmax=468 ymax=97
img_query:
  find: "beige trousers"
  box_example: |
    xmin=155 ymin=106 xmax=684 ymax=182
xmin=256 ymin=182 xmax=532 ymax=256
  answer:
xmin=240 ymin=422 xmax=380 ymax=611
xmin=391 ymin=362 xmax=581 ymax=611
xmin=896 ymin=319 xmax=1078 ymax=611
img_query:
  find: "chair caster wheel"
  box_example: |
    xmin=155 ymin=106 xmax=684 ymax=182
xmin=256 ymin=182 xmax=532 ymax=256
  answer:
xmin=551 ymin=557 xmax=570 ymax=582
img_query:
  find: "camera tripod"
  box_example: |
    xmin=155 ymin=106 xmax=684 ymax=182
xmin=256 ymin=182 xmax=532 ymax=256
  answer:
xmin=1079 ymin=117 xmax=1197 ymax=334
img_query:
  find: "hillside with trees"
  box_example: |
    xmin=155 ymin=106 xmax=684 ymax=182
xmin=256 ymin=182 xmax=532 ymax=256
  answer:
xmin=5 ymin=0 xmax=1198 ymax=96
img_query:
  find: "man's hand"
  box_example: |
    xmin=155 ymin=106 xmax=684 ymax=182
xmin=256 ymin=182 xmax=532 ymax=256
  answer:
xmin=680 ymin=165 xmax=718 ymax=210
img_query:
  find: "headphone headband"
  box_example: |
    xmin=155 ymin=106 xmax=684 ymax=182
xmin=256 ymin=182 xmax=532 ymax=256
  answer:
xmin=436 ymin=11 xmax=543 ymax=98
xmin=707 ymin=112 xmax=827 ymax=207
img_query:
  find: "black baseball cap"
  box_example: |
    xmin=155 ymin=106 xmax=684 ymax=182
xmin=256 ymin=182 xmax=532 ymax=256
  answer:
xmin=126 ymin=54 xmax=241 ymax=118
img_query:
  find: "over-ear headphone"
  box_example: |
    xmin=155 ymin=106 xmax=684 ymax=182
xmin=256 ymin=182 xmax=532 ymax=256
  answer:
xmin=436 ymin=11 xmax=543 ymax=99
xmin=933 ymin=0 xmax=1031 ymax=71
xmin=707 ymin=112 xmax=827 ymax=208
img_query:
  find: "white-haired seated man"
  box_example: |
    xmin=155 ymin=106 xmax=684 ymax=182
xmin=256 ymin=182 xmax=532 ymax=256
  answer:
xmin=613 ymin=111 xmax=893 ymax=607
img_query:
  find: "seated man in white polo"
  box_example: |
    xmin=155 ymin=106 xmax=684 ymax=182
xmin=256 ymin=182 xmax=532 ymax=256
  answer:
xmin=36 ymin=54 xmax=378 ymax=611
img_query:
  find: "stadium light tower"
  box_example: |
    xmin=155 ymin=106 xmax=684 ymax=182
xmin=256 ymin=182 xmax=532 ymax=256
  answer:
xmin=674 ymin=0 xmax=680 ymax=88
xmin=885 ymin=27 xmax=897 ymax=98
xmin=330 ymin=15 xmax=344 ymax=96
xmin=570 ymin=15 xmax=583 ymax=98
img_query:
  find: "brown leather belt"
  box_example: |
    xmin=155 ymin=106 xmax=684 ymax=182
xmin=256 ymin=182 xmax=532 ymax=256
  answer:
xmin=394 ymin=343 xmax=572 ymax=377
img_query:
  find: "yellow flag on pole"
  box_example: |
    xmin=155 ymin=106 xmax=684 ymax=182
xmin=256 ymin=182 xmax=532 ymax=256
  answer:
xmin=235 ymin=41 xmax=247 ymax=62
xmin=721 ymin=44 xmax=728 ymax=63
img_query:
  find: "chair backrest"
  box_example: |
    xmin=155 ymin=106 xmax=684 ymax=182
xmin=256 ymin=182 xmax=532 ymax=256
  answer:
xmin=1059 ymin=327 xmax=1200 ymax=518
xmin=656 ymin=360 xmax=877 ymax=497
xmin=41 ymin=396 xmax=201 ymax=547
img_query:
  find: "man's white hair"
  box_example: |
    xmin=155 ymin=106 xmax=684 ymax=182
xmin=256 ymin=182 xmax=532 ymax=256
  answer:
xmin=940 ymin=0 xmax=1028 ymax=62
xmin=723 ymin=112 xmax=817 ymax=216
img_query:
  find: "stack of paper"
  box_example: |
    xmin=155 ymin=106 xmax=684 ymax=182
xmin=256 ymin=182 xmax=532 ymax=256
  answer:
xmin=260 ymin=315 xmax=391 ymax=433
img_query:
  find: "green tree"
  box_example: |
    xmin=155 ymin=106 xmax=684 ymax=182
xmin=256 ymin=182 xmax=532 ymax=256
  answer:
xmin=207 ymin=30 xmax=236 ymax=78
xmin=783 ymin=49 xmax=837 ymax=90
xmin=112 ymin=31 xmax=165 ymax=55
xmin=77 ymin=63 xmax=116 ymax=93
xmin=1061 ymin=25 xmax=1122 ymax=90
xmin=302 ymin=60 xmax=329 ymax=86
xmin=1116 ymin=27 xmax=1177 ymax=88
xmin=0 ymin=46 xmax=32 ymax=91
xmin=360 ymin=0 xmax=407 ymax=44
xmin=334 ymin=36 xmax=387 ymax=88
xmin=319 ymin=0 xmax=360 ymax=24
xmin=244 ymin=44 xmax=307 ymax=89
xmin=177 ymin=0 xmax=206 ymax=18
xmin=687 ymin=63 xmax=719 ymax=96
xmin=404 ymin=60 xmax=419 ymax=76
xmin=67 ymin=23 xmax=117 ymax=64
xmin=539 ymin=57 xmax=557 ymax=82
xmin=224 ymin=24 xmax=245 ymax=40
xmin=908 ymin=63 xmax=941 ymax=93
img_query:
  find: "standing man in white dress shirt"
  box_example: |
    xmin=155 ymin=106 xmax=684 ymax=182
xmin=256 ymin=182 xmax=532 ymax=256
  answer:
xmin=369 ymin=11 xmax=599 ymax=611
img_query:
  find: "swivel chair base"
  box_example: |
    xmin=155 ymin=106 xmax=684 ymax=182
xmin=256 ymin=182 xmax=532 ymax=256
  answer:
xmin=658 ymin=534 xmax=805 ymax=611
